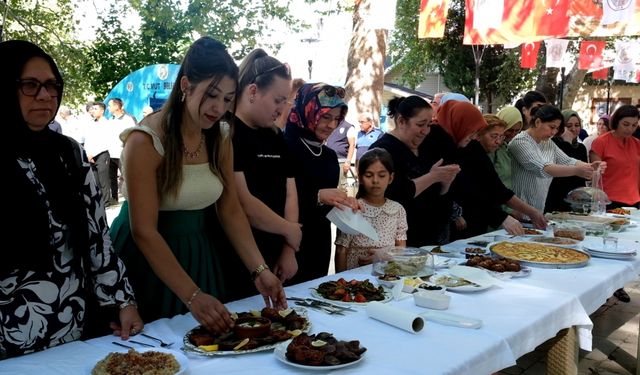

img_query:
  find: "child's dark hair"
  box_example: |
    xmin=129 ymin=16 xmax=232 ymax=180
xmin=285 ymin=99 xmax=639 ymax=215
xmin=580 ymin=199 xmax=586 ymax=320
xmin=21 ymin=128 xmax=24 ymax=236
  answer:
xmin=610 ymin=104 xmax=639 ymax=130
xmin=356 ymin=148 xmax=394 ymax=199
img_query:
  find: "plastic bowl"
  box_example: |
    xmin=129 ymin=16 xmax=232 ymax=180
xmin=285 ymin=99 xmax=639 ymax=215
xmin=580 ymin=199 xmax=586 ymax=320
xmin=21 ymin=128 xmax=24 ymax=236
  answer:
xmin=413 ymin=290 xmax=451 ymax=310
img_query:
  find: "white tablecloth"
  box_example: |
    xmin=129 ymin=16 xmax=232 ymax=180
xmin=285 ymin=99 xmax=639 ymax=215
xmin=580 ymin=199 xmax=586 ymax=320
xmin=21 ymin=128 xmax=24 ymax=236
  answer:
xmin=2 ymin=224 xmax=638 ymax=375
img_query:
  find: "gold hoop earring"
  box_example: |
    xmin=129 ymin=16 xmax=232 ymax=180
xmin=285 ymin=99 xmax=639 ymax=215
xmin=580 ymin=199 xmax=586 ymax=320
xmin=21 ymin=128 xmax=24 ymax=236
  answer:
xmin=181 ymin=92 xmax=186 ymax=102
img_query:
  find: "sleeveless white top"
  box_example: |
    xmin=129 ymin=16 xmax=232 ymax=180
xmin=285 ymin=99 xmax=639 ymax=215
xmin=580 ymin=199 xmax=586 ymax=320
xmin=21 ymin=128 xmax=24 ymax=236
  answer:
xmin=119 ymin=125 xmax=223 ymax=210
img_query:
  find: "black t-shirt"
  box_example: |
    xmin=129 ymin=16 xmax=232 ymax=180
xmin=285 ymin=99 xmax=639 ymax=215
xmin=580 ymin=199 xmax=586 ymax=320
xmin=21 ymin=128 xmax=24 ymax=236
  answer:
xmin=232 ymin=118 xmax=293 ymax=261
xmin=284 ymin=124 xmax=339 ymax=283
xmin=371 ymin=128 xmax=455 ymax=246
xmin=545 ymin=138 xmax=588 ymax=213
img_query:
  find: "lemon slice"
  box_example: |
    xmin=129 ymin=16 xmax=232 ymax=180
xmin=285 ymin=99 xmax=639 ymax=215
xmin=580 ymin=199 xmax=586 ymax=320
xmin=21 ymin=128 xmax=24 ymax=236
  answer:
xmin=250 ymin=310 xmax=261 ymax=317
xmin=287 ymin=329 xmax=302 ymax=337
xmin=278 ymin=308 xmax=293 ymax=318
xmin=198 ymin=344 xmax=219 ymax=352
xmin=234 ymin=338 xmax=250 ymax=350
xmin=311 ymin=339 xmax=327 ymax=347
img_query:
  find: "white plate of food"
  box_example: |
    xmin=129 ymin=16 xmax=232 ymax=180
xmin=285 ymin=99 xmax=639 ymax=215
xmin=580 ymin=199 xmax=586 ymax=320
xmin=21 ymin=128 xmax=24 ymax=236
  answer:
xmin=273 ymin=333 xmax=366 ymax=370
xmin=90 ymin=347 xmax=188 ymax=375
xmin=460 ymin=256 xmax=531 ymax=279
xmin=460 ymin=247 xmax=489 ymax=257
xmin=429 ymin=272 xmax=494 ymax=293
xmin=182 ymin=307 xmax=310 ymax=356
xmin=311 ymin=279 xmax=393 ymax=306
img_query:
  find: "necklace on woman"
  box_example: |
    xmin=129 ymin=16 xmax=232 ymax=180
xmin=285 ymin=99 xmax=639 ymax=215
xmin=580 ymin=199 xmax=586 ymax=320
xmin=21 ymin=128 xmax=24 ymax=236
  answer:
xmin=184 ymin=132 xmax=204 ymax=159
xmin=300 ymin=138 xmax=322 ymax=157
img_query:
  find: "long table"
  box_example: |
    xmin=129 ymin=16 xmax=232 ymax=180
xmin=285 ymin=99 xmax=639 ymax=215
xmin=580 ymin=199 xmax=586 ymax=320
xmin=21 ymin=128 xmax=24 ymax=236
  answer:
xmin=2 ymin=225 xmax=638 ymax=374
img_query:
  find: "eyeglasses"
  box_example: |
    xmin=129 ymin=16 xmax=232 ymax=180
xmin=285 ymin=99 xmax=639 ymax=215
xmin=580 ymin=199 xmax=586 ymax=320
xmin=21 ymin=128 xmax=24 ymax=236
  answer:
xmin=252 ymin=63 xmax=291 ymax=83
xmin=488 ymin=133 xmax=506 ymax=141
xmin=17 ymin=79 xmax=62 ymax=97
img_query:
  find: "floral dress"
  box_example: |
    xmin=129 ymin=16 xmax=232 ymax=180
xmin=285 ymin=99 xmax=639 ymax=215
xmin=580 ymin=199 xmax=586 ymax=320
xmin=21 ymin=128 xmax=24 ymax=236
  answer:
xmin=0 ymin=144 xmax=135 ymax=359
xmin=335 ymin=199 xmax=408 ymax=269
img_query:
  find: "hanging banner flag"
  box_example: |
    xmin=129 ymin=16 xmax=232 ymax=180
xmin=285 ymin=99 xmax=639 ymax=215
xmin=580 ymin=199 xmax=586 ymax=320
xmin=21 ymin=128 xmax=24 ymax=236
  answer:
xmin=463 ymin=0 xmax=640 ymax=45
xmin=473 ymin=0 xmax=504 ymax=30
xmin=626 ymin=69 xmax=640 ymax=83
xmin=545 ymin=39 xmax=570 ymax=68
xmin=520 ymin=42 xmax=541 ymax=68
xmin=613 ymin=40 xmax=639 ymax=80
xmin=602 ymin=0 xmax=635 ymax=25
xmin=533 ymin=0 xmax=570 ymax=37
xmin=419 ymin=0 xmax=450 ymax=38
xmin=578 ymin=41 xmax=606 ymax=70
xmin=464 ymin=0 xmax=537 ymax=44
xmin=592 ymin=67 xmax=609 ymax=80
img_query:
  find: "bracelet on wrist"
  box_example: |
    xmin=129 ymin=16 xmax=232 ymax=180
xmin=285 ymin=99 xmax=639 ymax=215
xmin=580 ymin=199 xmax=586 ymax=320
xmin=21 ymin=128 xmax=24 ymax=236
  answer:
xmin=185 ymin=288 xmax=201 ymax=309
xmin=119 ymin=300 xmax=137 ymax=310
xmin=250 ymin=264 xmax=269 ymax=281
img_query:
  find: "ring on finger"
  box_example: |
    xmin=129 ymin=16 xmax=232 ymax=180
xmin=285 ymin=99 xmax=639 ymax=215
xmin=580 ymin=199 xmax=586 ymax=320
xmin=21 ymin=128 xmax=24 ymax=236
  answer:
xmin=130 ymin=328 xmax=138 ymax=335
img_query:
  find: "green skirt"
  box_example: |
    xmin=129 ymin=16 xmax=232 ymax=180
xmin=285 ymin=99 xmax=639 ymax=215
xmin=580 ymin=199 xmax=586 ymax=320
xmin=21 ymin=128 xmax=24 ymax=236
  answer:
xmin=110 ymin=201 xmax=225 ymax=322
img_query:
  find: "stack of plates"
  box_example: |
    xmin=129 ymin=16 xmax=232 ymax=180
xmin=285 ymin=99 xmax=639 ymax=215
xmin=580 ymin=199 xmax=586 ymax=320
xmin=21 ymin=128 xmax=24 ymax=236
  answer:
xmin=582 ymin=241 xmax=637 ymax=260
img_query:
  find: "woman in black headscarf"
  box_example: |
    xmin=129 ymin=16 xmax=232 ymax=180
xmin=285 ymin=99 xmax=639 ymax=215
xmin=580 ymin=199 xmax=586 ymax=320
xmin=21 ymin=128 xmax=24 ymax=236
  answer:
xmin=0 ymin=40 xmax=142 ymax=359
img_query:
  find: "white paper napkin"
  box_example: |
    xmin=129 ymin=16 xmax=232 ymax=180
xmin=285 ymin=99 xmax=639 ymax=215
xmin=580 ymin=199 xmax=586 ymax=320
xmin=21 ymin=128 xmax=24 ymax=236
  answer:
xmin=326 ymin=206 xmax=379 ymax=241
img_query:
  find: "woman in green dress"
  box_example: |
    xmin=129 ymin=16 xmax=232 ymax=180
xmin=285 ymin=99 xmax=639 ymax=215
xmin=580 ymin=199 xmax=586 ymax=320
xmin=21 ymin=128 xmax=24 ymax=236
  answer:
xmin=109 ymin=37 xmax=286 ymax=333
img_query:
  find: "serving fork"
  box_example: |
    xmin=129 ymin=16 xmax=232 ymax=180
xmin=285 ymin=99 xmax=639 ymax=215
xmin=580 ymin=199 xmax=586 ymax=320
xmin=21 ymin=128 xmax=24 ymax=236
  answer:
xmin=139 ymin=333 xmax=174 ymax=347
xmin=293 ymin=300 xmax=345 ymax=315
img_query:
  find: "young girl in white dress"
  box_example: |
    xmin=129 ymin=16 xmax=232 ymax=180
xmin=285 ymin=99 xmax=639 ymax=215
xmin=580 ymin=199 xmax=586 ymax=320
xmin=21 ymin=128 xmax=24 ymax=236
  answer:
xmin=334 ymin=148 xmax=408 ymax=272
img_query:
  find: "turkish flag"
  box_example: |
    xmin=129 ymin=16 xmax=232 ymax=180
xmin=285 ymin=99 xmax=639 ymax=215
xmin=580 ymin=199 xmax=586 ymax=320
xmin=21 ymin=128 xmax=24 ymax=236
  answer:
xmin=419 ymin=0 xmax=450 ymax=38
xmin=592 ymin=68 xmax=609 ymax=80
xmin=533 ymin=0 xmax=570 ymax=37
xmin=578 ymin=41 xmax=605 ymax=70
xmin=520 ymin=42 xmax=541 ymax=69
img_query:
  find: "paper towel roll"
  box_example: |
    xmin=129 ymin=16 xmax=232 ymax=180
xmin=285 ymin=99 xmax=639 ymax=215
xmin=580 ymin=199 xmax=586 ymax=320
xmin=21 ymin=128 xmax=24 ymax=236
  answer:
xmin=366 ymin=301 xmax=424 ymax=333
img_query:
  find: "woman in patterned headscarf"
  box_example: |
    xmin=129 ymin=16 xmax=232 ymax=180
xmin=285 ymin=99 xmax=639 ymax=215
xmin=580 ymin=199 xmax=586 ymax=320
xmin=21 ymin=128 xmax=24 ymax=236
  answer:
xmin=284 ymin=83 xmax=360 ymax=283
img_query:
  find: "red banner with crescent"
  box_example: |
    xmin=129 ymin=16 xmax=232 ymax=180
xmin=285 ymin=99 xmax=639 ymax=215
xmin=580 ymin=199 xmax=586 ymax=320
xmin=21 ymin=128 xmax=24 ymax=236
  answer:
xmin=418 ymin=0 xmax=450 ymax=38
xmin=578 ymin=41 xmax=606 ymax=70
xmin=592 ymin=67 xmax=609 ymax=80
xmin=520 ymin=42 xmax=541 ymax=69
xmin=464 ymin=0 xmax=640 ymax=45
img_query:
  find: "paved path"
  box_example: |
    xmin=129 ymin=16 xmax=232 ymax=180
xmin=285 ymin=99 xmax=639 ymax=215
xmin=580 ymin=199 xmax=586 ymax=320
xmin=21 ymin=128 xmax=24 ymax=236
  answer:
xmin=497 ymin=279 xmax=639 ymax=375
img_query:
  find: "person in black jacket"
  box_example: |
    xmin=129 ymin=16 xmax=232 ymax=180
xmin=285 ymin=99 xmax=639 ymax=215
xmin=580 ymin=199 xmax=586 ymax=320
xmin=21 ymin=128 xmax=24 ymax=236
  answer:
xmin=370 ymin=96 xmax=461 ymax=246
xmin=545 ymin=110 xmax=588 ymax=213
xmin=437 ymin=102 xmax=546 ymax=239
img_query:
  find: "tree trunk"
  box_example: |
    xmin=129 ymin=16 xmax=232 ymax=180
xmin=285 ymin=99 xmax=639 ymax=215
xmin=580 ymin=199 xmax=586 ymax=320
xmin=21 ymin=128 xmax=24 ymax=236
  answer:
xmin=344 ymin=0 xmax=387 ymax=127
xmin=535 ymin=68 xmax=559 ymax=105
xmin=561 ymin=62 xmax=588 ymax=110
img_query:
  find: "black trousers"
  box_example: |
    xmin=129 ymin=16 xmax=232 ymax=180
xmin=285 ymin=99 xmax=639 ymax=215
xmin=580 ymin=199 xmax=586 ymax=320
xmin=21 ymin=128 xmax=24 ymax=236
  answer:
xmin=109 ymin=158 xmax=121 ymax=200
xmin=92 ymin=151 xmax=111 ymax=207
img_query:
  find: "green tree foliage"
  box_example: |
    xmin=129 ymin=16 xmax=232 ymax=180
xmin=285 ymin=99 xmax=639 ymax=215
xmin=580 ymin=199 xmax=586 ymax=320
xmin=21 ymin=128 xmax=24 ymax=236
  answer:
xmin=1 ymin=0 xmax=92 ymax=105
xmin=389 ymin=0 xmax=538 ymax=109
xmin=84 ymin=2 xmax=142 ymax=101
